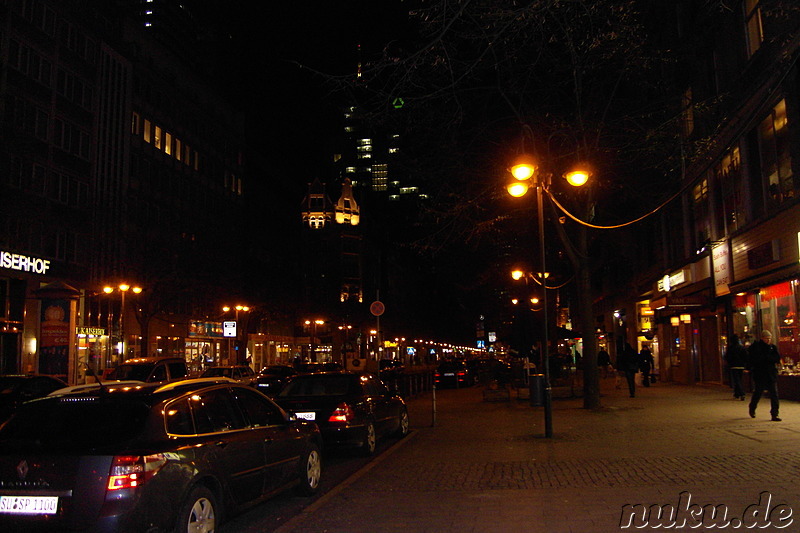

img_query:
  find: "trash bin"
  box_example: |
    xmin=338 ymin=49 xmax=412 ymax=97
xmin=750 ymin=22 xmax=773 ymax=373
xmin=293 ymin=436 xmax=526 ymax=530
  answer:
xmin=529 ymin=373 xmax=545 ymax=407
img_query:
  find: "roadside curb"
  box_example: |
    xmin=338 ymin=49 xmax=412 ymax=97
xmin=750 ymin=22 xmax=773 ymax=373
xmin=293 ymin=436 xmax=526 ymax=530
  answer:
xmin=273 ymin=430 xmax=422 ymax=533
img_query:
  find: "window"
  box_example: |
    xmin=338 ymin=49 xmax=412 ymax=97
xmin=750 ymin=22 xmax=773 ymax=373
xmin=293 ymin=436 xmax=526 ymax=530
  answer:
xmin=692 ymin=178 xmax=710 ymax=253
xmin=164 ymin=132 xmax=172 ymax=155
xmin=191 ymin=388 xmax=246 ymax=434
xmin=143 ymin=119 xmax=151 ymax=143
xmin=758 ymin=99 xmax=795 ymax=207
xmin=744 ymin=0 xmax=763 ymax=58
xmin=714 ymin=146 xmax=746 ymax=234
xmin=154 ymin=126 xmax=162 ymax=150
xmin=232 ymin=387 xmax=284 ymax=427
xmin=165 ymin=398 xmax=195 ymax=435
xmin=131 ymin=112 xmax=140 ymax=135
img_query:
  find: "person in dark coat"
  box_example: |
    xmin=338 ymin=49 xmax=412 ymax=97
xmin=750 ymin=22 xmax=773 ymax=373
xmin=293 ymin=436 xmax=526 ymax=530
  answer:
xmin=748 ymin=330 xmax=781 ymax=421
xmin=724 ymin=334 xmax=748 ymax=400
xmin=639 ymin=344 xmax=655 ymax=387
xmin=616 ymin=341 xmax=639 ymax=398
xmin=597 ymin=348 xmax=612 ymax=378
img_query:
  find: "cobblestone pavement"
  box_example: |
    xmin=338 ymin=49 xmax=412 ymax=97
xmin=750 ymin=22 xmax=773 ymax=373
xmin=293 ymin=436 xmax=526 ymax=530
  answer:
xmin=275 ymin=378 xmax=800 ymax=533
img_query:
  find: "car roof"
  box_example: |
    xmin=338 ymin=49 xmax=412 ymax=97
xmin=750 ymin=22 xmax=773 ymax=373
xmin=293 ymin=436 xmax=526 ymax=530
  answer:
xmin=48 ymin=377 xmax=237 ymax=399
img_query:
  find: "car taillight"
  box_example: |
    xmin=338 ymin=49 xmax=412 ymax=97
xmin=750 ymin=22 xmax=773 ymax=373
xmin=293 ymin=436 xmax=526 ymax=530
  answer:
xmin=107 ymin=454 xmax=166 ymax=491
xmin=328 ymin=402 xmax=355 ymax=423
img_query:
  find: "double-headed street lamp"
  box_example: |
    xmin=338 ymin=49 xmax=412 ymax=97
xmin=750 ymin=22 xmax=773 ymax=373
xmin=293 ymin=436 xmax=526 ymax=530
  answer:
xmin=103 ymin=283 xmax=143 ymax=361
xmin=506 ymin=154 xmax=590 ymax=438
xmin=222 ymin=305 xmax=250 ymax=364
xmin=305 ymin=319 xmax=325 ymax=361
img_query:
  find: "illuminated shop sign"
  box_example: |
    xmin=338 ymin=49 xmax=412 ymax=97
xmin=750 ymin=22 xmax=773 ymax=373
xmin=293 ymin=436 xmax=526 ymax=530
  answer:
xmin=0 ymin=250 xmax=51 ymax=274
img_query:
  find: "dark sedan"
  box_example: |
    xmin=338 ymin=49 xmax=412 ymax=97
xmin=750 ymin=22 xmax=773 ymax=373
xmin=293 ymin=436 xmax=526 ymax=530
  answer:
xmin=255 ymin=365 xmax=298 ymax=396
xmin=274 ymin=372 xmax=409 ymax=456
xmin=434 ymin=360 xmax=473 ymax=388
xmin=201 ymin=364 xmax=258 ymax=386
xmin=0 ymin=378 xmax=322 ymax=532
xmin=0 ymin=374 xmax=66 ymax=423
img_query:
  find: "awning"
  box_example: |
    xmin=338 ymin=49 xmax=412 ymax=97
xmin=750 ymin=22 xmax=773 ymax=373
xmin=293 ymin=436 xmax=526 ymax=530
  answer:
xmin=727 ymin=264 xmax=800 ymax=295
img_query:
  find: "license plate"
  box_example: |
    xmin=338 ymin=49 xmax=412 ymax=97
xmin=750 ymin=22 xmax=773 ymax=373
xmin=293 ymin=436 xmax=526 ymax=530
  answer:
xmin=444 ymin=373 xmax=455 ymax=377
xmin=0 ymin=495 xmax=59 ymax=515
xmin=295 ymin=412 xmax=316 ymax=421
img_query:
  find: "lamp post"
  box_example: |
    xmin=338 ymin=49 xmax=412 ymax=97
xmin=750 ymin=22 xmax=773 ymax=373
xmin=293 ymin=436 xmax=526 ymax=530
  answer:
xmin=507 ymin=155 xmax=590 ymax=437
xmin=305 ymin=319 xmax=324 ymax=361
xmin=223 ymin=305 xmax=250 ymax=364
xmin=104 ymin=283 xmax=143 ymax=361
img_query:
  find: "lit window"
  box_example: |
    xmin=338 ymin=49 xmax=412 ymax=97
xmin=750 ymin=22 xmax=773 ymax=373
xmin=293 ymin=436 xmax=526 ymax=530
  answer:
xmin=154 ymin=126 xmax=162 ymax=149
xmin=175 ymin=138 xmax=182 ymax=161
xmin=744 ymin=0 xmax=763 ymax=58
xmin=164 ymin=132 xmax=172 ymax=155
xmin=143 ymin=119 xmax=151 ymax=143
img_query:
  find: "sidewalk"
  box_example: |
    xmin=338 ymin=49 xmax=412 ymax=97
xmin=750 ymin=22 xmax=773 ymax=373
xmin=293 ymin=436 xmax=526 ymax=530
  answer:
xmin=276 ymin=378 xmax=800 ymax=532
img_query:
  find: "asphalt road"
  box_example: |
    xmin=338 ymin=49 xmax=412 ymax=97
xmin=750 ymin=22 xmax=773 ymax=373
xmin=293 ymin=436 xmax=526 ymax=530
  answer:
xmin=219 ymin=424 xmax=417 ymax=532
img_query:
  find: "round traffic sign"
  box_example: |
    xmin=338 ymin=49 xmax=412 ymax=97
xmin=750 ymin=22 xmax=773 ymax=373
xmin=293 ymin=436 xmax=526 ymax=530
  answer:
xmin=370 ymin=300 xmax=385 ymax=316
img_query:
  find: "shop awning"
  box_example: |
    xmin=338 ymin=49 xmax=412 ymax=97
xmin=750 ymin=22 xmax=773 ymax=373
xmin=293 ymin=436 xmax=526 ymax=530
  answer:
xmin=727 ymin=264 xmax=800 ymax=295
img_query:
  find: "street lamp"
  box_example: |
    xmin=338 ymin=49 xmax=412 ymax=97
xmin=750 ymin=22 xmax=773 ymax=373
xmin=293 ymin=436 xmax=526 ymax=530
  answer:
xmin=305 ymin=319 xmax=325 ymax=361
xmin=223 ymin=305 xmax=250 ymax=364
xmin=104 ymin=283 xmax=143 ymax=361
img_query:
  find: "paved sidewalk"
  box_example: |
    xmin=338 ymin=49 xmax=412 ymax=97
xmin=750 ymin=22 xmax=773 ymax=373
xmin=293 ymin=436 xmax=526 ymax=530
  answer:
xmin=276 ymin=378 xmax=800 ymax=532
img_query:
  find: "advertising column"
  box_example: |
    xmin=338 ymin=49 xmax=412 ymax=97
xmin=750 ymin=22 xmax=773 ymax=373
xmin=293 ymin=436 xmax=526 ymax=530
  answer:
xmin=34 ymin=282 xmax=81 ymax=383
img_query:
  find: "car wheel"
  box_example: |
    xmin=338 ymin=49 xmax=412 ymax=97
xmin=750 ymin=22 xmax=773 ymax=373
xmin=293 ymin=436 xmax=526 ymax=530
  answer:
xmin=394 ymin=408 xmax=409 ymax=438
xmin=296 ymin=443 xmax=322 ymax=495
xmin=175 ymin=485 xmax=218 ymax=533
xmin=359 ymin=421 xmax=377 ymax=456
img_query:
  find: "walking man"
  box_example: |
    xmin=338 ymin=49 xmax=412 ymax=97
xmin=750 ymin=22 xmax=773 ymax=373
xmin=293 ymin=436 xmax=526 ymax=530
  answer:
xmin=748 ymin=330 xmax=781 ymax=421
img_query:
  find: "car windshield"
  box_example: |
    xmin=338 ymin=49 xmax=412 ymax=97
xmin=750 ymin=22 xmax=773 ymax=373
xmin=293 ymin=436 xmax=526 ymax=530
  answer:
xmin=279 ymin=375 xmax=354 ymax=397
xmin=0 ymin=397 xmax=151 ymax=452
xmin=109 ymin=364 xmax=152 ymax=381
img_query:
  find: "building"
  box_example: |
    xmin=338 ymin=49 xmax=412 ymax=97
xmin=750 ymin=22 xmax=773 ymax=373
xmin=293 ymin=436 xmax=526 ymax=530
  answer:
xmin=0 ymin=0 xmax=248 ymax=383
xmin=612 ymin=1 xmax=800 ymax=387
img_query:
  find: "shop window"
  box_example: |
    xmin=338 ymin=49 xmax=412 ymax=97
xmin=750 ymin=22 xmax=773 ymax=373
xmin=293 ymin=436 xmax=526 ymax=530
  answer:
xmin=759 ymin=281 xmax=800 ymax=368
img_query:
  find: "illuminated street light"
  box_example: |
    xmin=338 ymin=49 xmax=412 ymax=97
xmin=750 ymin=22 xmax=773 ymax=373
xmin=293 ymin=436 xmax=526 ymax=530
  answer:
xmin=305 ymin=319 xmax=325 ymax=361
xmin=507 ymin=153 xmax=592 ymax=436
xmin=104 ymin=283 xmax=143 ymax=361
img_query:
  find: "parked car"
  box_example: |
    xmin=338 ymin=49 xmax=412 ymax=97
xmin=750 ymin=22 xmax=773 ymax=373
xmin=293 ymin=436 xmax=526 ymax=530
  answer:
xmin=295 ymin=361 xmax=344 ymax=373
xmin=105 ymin=356 xmax=189 ymax=383
xmin=201 ymin=365 xmax=257 ymax=386
xmin=274 ymin=372 xmax=409 ymax=455
xmin=0 ymin=375 xmax=66 ymax=423
xmin=0 ymin=378 xmax=322 ymax=532
xmin=255 ymin=365 xmax=298 ymax=396
xmin=434 ymin=360 xmax=473 ymax=388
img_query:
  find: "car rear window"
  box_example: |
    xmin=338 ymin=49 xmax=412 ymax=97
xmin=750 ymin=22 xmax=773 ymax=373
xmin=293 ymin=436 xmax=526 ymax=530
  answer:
xmin=110 ymin=364 xmax=153 ymax=381
xmin=0 ymin=397 xmax=150 ymax=451
xmin=279 ymin=375 xmax=353 ymax=397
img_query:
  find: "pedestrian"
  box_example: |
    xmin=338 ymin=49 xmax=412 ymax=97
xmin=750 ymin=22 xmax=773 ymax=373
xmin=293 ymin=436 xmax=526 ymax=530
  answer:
xmin=597 ymin=348 xmax=612 ymax=378
xmin=639 ymin=344 xmax=654 ymax=387
xmin=747 ymin=330 xmax=781 ymax=421
xmin=616 ymin=340 xmax=639 ymax=398
xmin=724 ymin=334 xmax=748 ymax=400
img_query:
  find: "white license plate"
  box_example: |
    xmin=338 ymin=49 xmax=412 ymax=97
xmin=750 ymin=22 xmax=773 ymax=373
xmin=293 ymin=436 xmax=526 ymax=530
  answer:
xmin=444 ymin=373 xmax=455 ymax=377
xmin=295 ymin=412 xmax=316 ymax=421
xmin=0 ymin=495 xmax=59 ymax=515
